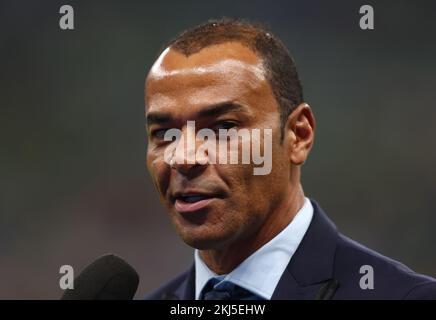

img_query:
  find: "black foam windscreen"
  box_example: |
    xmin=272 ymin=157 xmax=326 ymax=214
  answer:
xmin=61 ymin=254 xmax=139 ymax=300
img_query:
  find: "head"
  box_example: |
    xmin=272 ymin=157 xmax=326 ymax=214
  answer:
xmin=145 ymin=18 xmax=315 ymax=250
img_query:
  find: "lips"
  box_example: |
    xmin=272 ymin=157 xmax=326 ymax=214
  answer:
xmin=177 ymin=194 xmax=214 ymax=203
xmin=172 ymin=191 xmax=221 ymax=213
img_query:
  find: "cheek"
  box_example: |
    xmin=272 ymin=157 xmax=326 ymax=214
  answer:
xmin=215 ymin=162 xmax=259 ymax=207
xmin=147 ymin=151 xmax=171 ymax=196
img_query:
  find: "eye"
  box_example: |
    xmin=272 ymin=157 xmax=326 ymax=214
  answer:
xmin=150 ymin=128 xmax=169 ymax=140
xmin=212 ymin=121 xmax=237 ymax=131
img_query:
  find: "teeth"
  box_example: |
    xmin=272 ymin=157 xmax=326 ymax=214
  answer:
xmin=181 ymin=195 xmax=209 ymax=203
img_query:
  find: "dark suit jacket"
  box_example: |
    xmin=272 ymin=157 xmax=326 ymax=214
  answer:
xmin=145 ymin=199 xmax=436 ymax=299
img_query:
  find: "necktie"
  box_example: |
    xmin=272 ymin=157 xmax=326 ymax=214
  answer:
xmin=201 ymin=277 xmax=263 ymax=300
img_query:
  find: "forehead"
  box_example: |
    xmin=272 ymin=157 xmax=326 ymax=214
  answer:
xmin=145 ymin=42 xmax=272 ymax=114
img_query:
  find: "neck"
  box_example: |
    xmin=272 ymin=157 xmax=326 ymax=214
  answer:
xmin=199 ymin=180 xmax=305 ymax=275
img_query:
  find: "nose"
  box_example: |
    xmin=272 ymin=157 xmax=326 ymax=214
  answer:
xmin=168 ymin=127 xmax=208 ymax=177
xmin=170 ymin=149 xmax=207 ymax=178
xmin=171 ymin=159 xmax=205 ymax=177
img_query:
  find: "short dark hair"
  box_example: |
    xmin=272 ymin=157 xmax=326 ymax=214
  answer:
xmin=166 ymin=18 xmax=304 ymax=140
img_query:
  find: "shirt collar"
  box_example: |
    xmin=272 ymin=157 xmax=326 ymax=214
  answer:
xmin=194 ymin=197 xmax=314 ymax=300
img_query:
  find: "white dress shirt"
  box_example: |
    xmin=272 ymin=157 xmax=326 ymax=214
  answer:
xmin=194 ymin=197 xmax=314 ymax=300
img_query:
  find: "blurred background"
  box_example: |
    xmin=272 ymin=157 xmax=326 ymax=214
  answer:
xmin=0 ymin=0 xmax=435 ymax=299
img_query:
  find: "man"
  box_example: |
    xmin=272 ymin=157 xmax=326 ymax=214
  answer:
xmin=144 ymin=18 xmax=436 ymax=299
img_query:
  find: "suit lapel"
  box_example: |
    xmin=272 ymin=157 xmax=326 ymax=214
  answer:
xmin=171 ymin=264 xmax=196 ymax=300
xmin=271 ymin=199 xmax=340 ymax=299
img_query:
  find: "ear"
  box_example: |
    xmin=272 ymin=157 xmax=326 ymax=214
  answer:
xmin=283 ymin=103 xmax=316 ymax=165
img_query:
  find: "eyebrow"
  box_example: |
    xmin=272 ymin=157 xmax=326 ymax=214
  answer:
xmin=198 ymin=102 xmax=248 ymax=117
xmin=146 ymin=102 xmax=249 ymax=126
xmin=146 ymin=112 xmax=172 ymax=126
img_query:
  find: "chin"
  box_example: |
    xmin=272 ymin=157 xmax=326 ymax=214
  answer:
xmin=178 ymin=229 xmax=233 ymax=250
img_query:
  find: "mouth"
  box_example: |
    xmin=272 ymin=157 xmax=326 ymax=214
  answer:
xmin=172 ymin=192 xmax=221 ymax=213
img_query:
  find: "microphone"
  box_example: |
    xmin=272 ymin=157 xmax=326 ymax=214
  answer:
xmin=61 ymin=254 xmax=139 ymax=300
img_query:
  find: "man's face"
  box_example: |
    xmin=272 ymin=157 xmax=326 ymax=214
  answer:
xmin=145 ymin=42 xmax=292 ymax=250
